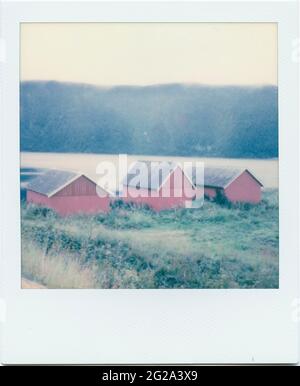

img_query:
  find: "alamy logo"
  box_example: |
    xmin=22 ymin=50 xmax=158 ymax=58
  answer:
xmin=96 ymin=155 xmax=204 ymax=204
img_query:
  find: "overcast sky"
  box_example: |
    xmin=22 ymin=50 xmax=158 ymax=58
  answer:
xmin=21 ymin=23 xmax=277 ymax=86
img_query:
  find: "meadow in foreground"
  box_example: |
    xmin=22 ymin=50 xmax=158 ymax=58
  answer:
xmin=21 ymin=190 xmax=279 ymax=289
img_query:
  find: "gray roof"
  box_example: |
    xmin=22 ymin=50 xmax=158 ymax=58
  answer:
xmin=191 ymin=166 xmax=263 ymax=188
xmin=26 ymin=169 xmax=80 ymax=197
xmin=123 ymin=160 xmax=181 ymax=190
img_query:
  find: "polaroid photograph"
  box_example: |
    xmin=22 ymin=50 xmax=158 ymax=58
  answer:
xmin=0 ymin=0 xmax=299 ymax=366
xmin=20 ymin=22 xmax=279 ymax=290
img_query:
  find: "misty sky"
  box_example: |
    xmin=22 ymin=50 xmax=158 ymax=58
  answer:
xmin=21 ymin=23 xmax=277 ymax=86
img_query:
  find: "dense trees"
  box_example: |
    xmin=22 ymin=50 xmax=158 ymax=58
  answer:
xmin=21 ymin=81 xmax=278 ymax=158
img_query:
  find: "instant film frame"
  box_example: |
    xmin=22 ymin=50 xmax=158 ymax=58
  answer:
xmin=1 ymin=1 xmax=299 ymax=364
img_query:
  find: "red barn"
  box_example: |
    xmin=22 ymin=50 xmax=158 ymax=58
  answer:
xmin=122 ymin=161 xmax=196 ymax=211
xmin=191 ymin=166 xmax=263 ymax=204
xmin=26 ymin=169 xmax=110 ymax=216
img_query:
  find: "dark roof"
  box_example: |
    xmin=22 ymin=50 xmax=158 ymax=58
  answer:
xmin=191 ymin=166 xmax=263 ymax=188
xmin=26 ymin=169 xmax=80 ymax=197
xmin=123 ymin=160 xmax=194 ymax=190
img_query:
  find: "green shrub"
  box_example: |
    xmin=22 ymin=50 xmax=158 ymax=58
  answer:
xmin=110 ymin=199 xmax=152 ymax=212
xmin=213 ymin=189 xmax=232 ymax=208
xmin=24 ymin=204 xmax=57 ymax=220
xmin=96 ymin=207 xmax=155 ymax=229
xmin=110 ymin=199 xmax=134 ymax=210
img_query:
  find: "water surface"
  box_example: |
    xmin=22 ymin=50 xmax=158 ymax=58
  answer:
xmin=21 ymin=152 xmax=278 ymax=192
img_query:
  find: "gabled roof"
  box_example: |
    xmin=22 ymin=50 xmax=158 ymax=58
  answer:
xmin=26 ymin=169 xmax=83 ymax=197
xmin=123 ymin=160 xmax=195 ymax=191
xmin=191 ymin=166 xmax=263 ymax=189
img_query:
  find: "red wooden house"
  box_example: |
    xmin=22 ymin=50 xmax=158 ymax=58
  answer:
xmin=122 ymin=161 xmax=196 ymax=211
xmin=26 ymin=169 xmax=110 ymax=216
xmin=191 ymin=166 xmax=263 ymax=203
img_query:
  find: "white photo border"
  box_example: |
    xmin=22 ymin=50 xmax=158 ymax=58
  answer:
xmin=1 ymin=1 xmax=299 ymax=364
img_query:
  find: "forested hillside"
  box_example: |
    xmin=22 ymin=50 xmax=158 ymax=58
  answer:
xmin=20 ymin=81 xmax=278 ymax=158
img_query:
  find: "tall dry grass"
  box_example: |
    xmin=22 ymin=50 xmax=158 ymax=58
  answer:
xmin=22 ymin=242 xmax=98 ymax=289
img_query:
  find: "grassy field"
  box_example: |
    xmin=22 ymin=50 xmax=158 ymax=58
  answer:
xmin=21 ymin=189 xmax=279 ymax=289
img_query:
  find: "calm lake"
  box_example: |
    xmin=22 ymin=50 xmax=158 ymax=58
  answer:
xmin=21 ymin=152 xmax=278 ymax=192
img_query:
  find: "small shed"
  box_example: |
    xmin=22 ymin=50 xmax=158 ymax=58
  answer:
xmin=26 ymin=169 xmax=110 ymax=216
xmin=191 ymin=166 xmax=263 ymax=203
xmin=122 ymin=160 xmax=196 ymax=211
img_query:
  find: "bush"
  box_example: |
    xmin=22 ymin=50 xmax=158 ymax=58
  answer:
xmin=213 ymin=190 xmax=232 ymax=208
xmin=24 ymin=204 xmax=57 ymax=220
xmin=110 ymin=199 xmax=133 ymax=210
xmin=110 ymin=199 xmax=152 ymax=211
xmin=96 ymin=205 xmax=155 ymax=229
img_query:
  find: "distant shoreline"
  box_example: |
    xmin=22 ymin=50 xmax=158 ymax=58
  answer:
xmin=20 ymin=151 xmax=279 ymax=162
xmin=21 ymin=79 xmax=278 ymax=89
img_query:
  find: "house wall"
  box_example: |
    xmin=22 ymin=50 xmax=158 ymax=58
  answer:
xmin=224 ymin=170 xmax=261 ymax=203
xmin=54 ymin=175 xmax=98 ymax=196
xmin=122 ymin=167 xmax=196 ymax=211
xmin=27 ymin=176 xmax=110 ymax=216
